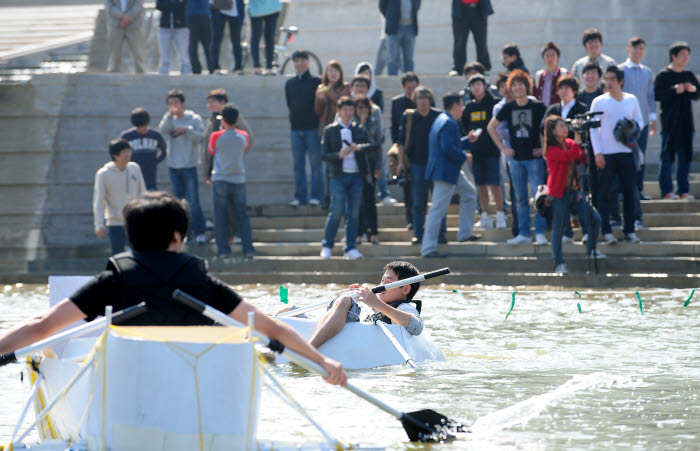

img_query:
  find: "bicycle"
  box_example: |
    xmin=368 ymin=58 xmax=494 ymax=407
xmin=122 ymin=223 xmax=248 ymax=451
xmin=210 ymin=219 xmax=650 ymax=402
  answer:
xmin=242 ymin=25 xmax=323 ymax=75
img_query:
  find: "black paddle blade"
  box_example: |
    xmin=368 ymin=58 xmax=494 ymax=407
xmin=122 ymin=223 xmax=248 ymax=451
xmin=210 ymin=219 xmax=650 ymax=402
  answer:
xmin=400 ymin=409 xmax=469 ymax=442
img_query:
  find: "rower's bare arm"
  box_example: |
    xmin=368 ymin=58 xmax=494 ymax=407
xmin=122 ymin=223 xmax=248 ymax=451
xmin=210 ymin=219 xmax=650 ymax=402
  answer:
xmin=0 ymin=298 xmax=86 ymax=355
xmin=230 ymin=300 xmax=347 ymax=387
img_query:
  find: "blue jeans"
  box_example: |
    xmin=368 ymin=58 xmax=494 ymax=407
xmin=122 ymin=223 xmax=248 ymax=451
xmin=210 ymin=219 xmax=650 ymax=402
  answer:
xmin=169 ymin=167 xmax=206 ymax=236
xmin=508 ymin=158 xmax=546 ymax=236
xmin=291 ymin=129 xmax=324 ymax=203
xmin=107 ymin=225 xmax=126 ymax=256
xmin=659 ymin=132 xmax=693 ymax=196
xmin=322 ymin=173 xmax=363 ymax=251
xmin=411 ymin=164 xmax=446 ymax=239
xmin=551 ymin=190 xmax=600 ymax=268
xmin=386 ymin=24 xmax=415 ymax=75
xmin=376 ymin=156 xmax=391 ymax=200
xmin=212 ymin=181 xmax=254 ymax=255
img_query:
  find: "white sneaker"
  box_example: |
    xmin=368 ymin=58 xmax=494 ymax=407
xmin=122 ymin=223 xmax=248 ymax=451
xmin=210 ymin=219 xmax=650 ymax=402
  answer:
xmin=478 ymin=214 xmax=494 ymax=229
xmin=289 ymin=199 xmax=301 ymax=207
xmin=344 ymin=248 xmax=363 ymax=259
xmin=588 ymin=249 xmax=607 ymax=259
xmin=496 ymin=211 xmax=507 ymax=229
xmin=534 ymin=233 xmax=549 ymax=245
xmin=604 ymin=233 xmax=617 ymax=245
xmin=581 ymin=233 xmax=588 ymax=244
xmin=507 ymin=235 xmax=531 ymax=245
xmin=623 ymin=233 xmax=641 ymax=244
xmin=381 ymin=196 xmax=397 ymax=206
xmin=561 ymin=235 xmax=574 ymax=244
xmin=309 ymin=198 xmax=321 ymax=206
xmin=320 ymin=247 xmax=331 ymax=259
xmin=554 ymin=263 xmax=568 ymax=274
xmin=195 ymin=234 xmax=207 ymax=245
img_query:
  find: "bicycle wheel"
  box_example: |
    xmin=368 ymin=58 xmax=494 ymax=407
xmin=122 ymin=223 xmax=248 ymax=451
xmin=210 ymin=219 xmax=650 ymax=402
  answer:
xmin=280 ymin=50 xmax=323 ymax=76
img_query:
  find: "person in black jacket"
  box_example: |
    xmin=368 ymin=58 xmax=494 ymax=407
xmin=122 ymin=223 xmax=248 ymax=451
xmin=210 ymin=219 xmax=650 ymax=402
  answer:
xmin=502 ymin=42 xmax=528 ymax=74
xmin=156 ymin=0 xmax=192 ymax=74
xmin=286 ymin=51 xmax=323 ymax=206
xmin=320 ymin=97 xmax=377 ymax=260
xmin=449 ymin=0 xmax=493 ymax=76
xmin=379 ymin=0 xmax=421 ymax=75
xmin=0 ymin=192 xmax=348 ymax=388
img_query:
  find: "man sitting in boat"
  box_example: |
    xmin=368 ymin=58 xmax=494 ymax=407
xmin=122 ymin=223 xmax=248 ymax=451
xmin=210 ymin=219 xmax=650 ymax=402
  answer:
xmin=0 ymin=191 xmax=347 ymax=387
xmin=309 ymin=261 xmax=424 ymax=349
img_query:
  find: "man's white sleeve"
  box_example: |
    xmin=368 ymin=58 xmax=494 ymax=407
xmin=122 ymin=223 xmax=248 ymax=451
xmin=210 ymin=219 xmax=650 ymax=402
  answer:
xmin=589 ymin=97 xmax=603 ymax=155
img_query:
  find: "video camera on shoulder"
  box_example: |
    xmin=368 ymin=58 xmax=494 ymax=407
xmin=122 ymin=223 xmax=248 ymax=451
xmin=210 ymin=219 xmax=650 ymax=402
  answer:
xmin=566 ymin=111 xmax=602 ymax=134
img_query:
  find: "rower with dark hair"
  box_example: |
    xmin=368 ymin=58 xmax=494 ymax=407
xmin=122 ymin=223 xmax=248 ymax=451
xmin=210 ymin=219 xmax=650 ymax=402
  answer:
xmin=0 ymin=192 xmax=348 ymax=387
xmin=309 ymin=261 xmax=424 ymax=349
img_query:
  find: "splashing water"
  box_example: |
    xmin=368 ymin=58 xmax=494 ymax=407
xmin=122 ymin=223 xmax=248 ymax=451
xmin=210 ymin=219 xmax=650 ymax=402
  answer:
xmin=470 ymin=372 xmax=642 ymax=435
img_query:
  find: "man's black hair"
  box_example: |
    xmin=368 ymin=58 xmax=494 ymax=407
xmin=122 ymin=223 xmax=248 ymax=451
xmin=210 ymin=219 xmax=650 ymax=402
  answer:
xmin=669 ymin=41 xmax=691 ymax=62
xmin=130 ymin=107 xmax=150 ymax=127
xmin=581 ymin=62 xmax=602 ymax=77
xmin=463 ymin=61 xmax=486 ymax=76
xmin=166 ymin=89 xmax=185 ymax=104
xmin=350 ymin=75 xmax=371 ymax=88
xmin=541 ymin=41 xmax=561 ymax=58
xmin=495 ymin=72 xmax=509 ymax=89
xmin=442 ymin=92 xmax=462 ymax=111
xmin=357 ymin=63 xmax=372 ymax=74
xmin=605 ymin=65 xmax=625 ymax=83
xmin=123 ymin=192 xmax=190 ymax=252
xmin=582 ymin=28 xmax=603 ymax=46
xmin=401 ymin=71 xmax=420 ymax=86
xmin=337 ymin=95 xmax=355 ymax=110
xmin=502 ymin=43 xmax=520 ymax=58
xmin=384 ymin=261 xmax=420 ymax=300
xmin=628 ymin=36 xmax=646 ymax=48
xmin=291 ymin=50 xmax=309 ymax=60
xmin=220 ymin=103 xmax=239 ymax=126
xmin=109 ymin=138 xmax=130 ymax=161
xmin=557 ymin=74 xmax=580 ymax=95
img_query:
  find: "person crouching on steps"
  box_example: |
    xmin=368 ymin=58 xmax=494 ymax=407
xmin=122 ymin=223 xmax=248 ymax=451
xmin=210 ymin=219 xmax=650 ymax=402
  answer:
xmin=543 ymin=115 xmax=603 ymax=274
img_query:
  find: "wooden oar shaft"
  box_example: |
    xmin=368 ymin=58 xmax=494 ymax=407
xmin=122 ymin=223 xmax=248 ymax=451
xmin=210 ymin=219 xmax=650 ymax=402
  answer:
xmin=374 ymin=320 xmax=416 ymax=368
xmin=277 ymin=267 xmax=450 ymax=318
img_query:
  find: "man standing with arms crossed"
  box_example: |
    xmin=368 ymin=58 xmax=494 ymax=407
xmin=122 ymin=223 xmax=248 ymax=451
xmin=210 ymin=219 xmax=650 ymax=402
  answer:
xmin=286 ymin=51 xmax=324 ymax=207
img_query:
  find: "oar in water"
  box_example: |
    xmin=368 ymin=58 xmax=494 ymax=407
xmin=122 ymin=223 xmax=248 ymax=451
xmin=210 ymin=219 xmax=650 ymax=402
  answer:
xmin=0 ymin=302 xmax=147 ymax=368
xmin=277 ymin=267 xmax=451 ymax=318
xmin=172 ymin=289 xmax=466 ymax=443
xmin=373 ymin=320 xmax=416 ymax=368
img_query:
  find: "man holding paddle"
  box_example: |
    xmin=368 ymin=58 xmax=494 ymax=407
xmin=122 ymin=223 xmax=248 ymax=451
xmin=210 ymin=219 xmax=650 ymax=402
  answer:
xmin=0 ymin=192 xmax=347 ymax=387
xmin=309 ymin=261 xmax=424 ymax=349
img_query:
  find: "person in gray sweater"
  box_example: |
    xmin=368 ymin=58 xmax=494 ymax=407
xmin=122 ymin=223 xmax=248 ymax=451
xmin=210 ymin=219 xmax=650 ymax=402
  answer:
xmin=158 ymin=89 xmax=208 ymax=243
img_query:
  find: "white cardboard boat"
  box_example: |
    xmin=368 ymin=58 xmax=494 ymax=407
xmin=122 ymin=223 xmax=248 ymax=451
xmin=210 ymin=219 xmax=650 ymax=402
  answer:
xmin=277 ymin=317 xmax=446 ymax=369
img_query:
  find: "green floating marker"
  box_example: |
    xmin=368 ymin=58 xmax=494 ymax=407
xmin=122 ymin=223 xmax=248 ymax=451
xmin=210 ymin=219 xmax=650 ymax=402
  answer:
xmin=684 ymin=289 xmax=695 ymax=308
xmin=504 ymin=291 xmax=517 ymax=322
xmin=635 ymin=291 xmax=643 ymax=315
xmin=279 ymin=285 xmax=288 ymax=304
xmin=452 ymin=289 xmax=470 ymax=303
xmin=575 ymin=291 xmax=583 ymax=313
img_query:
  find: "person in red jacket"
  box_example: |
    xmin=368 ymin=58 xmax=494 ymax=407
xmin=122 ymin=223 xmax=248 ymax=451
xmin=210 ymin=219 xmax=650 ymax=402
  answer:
xmin=544 ymin=115 xmax=603 ymax=274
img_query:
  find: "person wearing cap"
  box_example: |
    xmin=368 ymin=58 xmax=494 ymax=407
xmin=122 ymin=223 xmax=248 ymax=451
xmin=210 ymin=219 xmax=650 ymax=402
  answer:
xmin=462 ymin=74 xmax=505 ymax=230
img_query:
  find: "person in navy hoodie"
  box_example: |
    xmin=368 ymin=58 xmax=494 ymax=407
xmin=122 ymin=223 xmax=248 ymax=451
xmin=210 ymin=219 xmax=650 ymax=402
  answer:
xmin=119 ymin=107 xmax=167 ymax=190
xmin=210 ymin=0 xmax=245 ymax=74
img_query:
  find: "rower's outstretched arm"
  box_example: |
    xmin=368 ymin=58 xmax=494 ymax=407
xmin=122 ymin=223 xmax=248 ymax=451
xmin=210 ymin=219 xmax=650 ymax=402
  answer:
xmin=0 ymin=298 xmax=86 ymax=355
xmin=230 ymin=300 xmax=347 ymax=387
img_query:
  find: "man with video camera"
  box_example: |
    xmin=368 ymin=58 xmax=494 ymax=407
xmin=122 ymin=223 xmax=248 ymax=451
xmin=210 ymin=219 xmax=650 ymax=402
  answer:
xmin=590 ymin=66 xmax=644 ymax=245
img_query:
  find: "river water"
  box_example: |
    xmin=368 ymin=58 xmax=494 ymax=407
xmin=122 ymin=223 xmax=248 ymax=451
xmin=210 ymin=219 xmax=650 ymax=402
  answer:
xmin=1 ymin=282 xmax=698 ymax=450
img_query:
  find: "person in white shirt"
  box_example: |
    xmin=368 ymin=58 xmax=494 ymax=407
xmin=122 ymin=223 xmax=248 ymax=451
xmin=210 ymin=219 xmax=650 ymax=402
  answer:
xmin=590 ymin=66 xmax=644 ymax=245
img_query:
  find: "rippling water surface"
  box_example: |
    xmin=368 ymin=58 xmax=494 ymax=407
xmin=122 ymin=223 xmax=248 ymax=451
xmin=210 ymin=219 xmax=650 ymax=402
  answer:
xmin=1 ymin=282 xmax=698 ymax=449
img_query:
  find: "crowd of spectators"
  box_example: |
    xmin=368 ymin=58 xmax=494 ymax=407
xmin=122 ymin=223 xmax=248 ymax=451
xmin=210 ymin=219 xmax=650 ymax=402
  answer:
xmin=97 ymin=0 xmax=699 ymax=270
